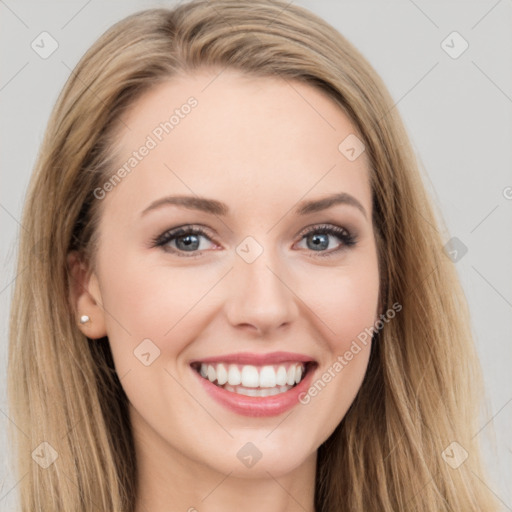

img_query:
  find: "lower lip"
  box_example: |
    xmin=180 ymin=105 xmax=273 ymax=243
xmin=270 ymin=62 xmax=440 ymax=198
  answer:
xmin=192 ymin=365 xmax=317 ymax=417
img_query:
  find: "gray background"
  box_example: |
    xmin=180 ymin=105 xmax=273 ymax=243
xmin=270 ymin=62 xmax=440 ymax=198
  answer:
xmin=1 ymin=0 xmax=511 ymax=510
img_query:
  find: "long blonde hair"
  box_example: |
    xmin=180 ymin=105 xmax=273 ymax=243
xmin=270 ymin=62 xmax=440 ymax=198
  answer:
xmin=8 ymin=1 xmax=499 ymax=510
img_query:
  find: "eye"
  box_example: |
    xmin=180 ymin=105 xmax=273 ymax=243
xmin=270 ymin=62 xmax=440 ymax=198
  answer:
xmin=151 ymin=225 xmax=217 ymax=257
xmin=151 ymin=223 xmax=358 ymax=258
xmin=294 ymin=224 xmax=357 ymax=257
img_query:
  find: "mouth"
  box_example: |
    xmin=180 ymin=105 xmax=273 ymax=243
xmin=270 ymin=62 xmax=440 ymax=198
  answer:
xmin=190 ymin=361 xmax=316 ymax=398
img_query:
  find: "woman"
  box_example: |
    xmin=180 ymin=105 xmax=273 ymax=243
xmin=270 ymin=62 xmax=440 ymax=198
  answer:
xmin=7 ymin=0 xmax=499 ymax=510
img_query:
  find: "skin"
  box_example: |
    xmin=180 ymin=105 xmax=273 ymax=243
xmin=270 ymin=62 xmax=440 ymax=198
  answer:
xmin=69 ymin=69 xmax=380 ymax=512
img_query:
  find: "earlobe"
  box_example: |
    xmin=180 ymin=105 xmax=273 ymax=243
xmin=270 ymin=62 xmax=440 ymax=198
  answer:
xmin=67 ymin=251 xmax=108 ymax=340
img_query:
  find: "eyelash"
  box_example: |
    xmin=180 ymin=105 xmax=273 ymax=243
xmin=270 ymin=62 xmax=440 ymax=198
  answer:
xmin=151 ymin=223 xmax=357 ymax=259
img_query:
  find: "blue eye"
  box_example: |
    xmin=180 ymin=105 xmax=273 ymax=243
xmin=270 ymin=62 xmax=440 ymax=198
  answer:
xmin=295 ymin=224 xmax=357 ymax=257
xmin=152 ymin=226 xmax=216 ymax=257
xmin=152 ymin=223 xmax=357 ymax=258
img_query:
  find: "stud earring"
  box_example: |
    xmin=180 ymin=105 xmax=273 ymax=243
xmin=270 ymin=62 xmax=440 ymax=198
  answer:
xmin=79 ymin=314 xmax=90 ymax=324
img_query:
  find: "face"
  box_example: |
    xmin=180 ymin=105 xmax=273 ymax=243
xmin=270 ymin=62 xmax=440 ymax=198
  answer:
xmin=74 ymin=69 xmax=380 ymax=481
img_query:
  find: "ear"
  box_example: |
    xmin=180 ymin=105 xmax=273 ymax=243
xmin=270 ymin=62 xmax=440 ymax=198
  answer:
xmin=67 ymin=251 xmax=108 ymax=340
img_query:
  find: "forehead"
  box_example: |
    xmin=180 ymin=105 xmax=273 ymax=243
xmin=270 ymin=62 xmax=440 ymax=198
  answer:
xmin=105 ymin=69 xmax=371 ymax=218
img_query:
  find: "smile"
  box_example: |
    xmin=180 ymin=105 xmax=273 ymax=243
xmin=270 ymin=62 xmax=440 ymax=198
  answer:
xmin=189 ymin=352 xmax=317 ymax=416
xmin=191 ymin=362 xmax=310 ymax=397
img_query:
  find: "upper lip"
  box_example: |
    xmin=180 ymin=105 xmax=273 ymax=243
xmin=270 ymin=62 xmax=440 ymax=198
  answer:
xmin=189 ymin=351 xmax=315 ymax=366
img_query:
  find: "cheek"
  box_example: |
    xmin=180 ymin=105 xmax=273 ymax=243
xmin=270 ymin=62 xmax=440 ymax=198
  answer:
xmin=96 ymin=259 xmax=213 ymax=422
xmin=99 ymin=252 xmax=213 ymax=337
xmin=283 ymin=254 xmax=379 ymax=446
xmin=295 ymin=252 xmax=380 ymax=351
xmin=324 ymin=272 xmax=379 ymax=346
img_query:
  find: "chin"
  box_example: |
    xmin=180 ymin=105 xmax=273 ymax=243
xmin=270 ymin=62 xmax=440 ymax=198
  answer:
xmin=200 ymin=427 xmax=320 ymax=479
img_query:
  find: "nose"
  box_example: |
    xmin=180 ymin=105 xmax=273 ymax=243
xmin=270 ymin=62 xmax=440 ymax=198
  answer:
xmin=224 ymin=247 xmax=300 ymax=336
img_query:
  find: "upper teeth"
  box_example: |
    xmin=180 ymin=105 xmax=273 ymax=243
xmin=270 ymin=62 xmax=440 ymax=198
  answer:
xmin=198 ymin=362 xmax=305 ymax=388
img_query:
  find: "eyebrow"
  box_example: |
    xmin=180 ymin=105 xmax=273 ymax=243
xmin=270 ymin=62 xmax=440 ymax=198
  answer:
xmin=141 ymin=192 xmax=367 ymax=219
